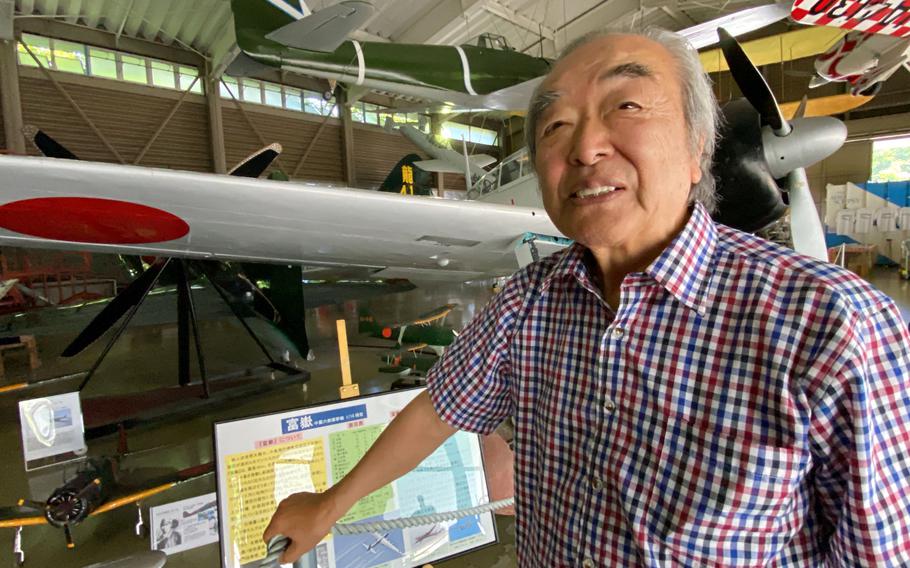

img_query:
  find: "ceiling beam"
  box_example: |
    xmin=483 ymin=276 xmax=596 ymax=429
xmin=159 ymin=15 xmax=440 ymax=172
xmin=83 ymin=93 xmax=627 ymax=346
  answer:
xmin=394 ymin=0 xmax=483 ymax=45
xmin=660 ymin=5 xmax=696 ymax=28
xmin=481 ymin=0 xmax=554 ymax=41
xmin=15 ymin=16 xmax=203 ymax=66
xmin=562 ymin=0 xmax=648 ymax=40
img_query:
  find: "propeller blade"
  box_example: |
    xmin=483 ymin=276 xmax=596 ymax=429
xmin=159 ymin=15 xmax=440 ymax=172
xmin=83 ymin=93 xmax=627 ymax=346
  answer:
xmin=228 ymin=143 xmax=282 ymax=178
xmin=64 ymin=523 xmax=75 ymax=549
xmin=62 ymin=259 xmax=169 ymax=357
xmin=787 ymin=168 xmax=829 ymax=261
xmin=29 ymin=129 xmax=80 ymax=160
xmin=717 ymin=28 xmax=789 ymax=135
xmin=794 ymin=96 xmax=809 ymax=120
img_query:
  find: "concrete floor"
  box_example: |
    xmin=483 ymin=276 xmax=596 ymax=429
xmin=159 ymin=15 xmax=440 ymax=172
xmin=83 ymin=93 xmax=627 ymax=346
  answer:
xmin=1 ymin=265 xmax=908 ymax=568
xmin=0 ymin=279 xmax=514 ymax=568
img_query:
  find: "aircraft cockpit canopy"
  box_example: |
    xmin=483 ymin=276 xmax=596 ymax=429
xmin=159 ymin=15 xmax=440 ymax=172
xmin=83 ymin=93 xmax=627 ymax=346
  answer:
xmin=471 ymin=33 xmax=514 ymax=51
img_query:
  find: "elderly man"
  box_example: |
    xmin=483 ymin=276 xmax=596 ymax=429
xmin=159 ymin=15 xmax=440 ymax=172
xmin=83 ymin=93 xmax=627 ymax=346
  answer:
xmin=265 ymin=28 xmax=910 ymax=566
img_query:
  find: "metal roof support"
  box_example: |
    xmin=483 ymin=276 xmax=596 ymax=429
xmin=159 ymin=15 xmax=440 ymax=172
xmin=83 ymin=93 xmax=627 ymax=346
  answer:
xmin=205 ymin=63 xmax=226 ymax=174
xmin=19 ymin=39 xmax=125 ymax=163
xmin=0 ymin=38 xmax=25 ymax=153
xmin=220 ymin=79 xmax=288 ymax=173
xmin=133 ymin=75 xmax=201 ymax=165
xmin=291 ymin=100 xmax=338 ymax=178
xmin=481 ymin=0 xmax=554 ymax=41
xmin=114 ymin=0 xmax=135 ymax=46
xmin=337 ymin=87 xmax=356 ymax=186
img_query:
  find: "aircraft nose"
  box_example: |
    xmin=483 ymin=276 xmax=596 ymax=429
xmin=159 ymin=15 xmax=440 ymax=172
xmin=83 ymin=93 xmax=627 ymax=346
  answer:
xmin=762 ymin=116 xmax=847 ymax=179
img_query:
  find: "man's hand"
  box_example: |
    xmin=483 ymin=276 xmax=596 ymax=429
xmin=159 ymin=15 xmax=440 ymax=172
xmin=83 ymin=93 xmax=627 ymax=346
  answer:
xmin=262 ymin=490 xmax=341 ymax=564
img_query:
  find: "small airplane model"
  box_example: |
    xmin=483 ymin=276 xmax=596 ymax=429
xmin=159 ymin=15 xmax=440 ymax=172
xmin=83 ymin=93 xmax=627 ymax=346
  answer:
xmin=0 ymin=456 xmax=213 ymax=565
xmin=359 ymin=304 xmax=457 ymax=356
xmin=792 ymin=0 xmax=910 ymax=96
xmin=228 ymin=0 xmax=793 ymax=111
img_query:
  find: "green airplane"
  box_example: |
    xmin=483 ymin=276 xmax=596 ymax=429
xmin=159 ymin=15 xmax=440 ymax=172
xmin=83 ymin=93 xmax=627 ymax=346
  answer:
xmin=358 ymin=303 xmax=458 ymax=355
xmin=229 ymin=0 xmax=551 ymax=111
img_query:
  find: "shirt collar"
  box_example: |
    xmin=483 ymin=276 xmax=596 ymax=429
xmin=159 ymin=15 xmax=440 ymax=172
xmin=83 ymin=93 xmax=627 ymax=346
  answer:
xmin=543 ymin=203 xmax=717 ymax=315
xmin=645 ymin=202 xmax=717 ymax=316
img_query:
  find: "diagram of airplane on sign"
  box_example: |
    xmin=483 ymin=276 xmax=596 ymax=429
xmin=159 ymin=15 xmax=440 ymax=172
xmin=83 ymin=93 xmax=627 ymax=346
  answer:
xmin=791 ymin=0 xmax=910 ymax=96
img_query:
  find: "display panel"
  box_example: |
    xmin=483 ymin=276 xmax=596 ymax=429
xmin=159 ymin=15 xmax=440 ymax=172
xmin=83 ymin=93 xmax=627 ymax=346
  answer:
xmin=214 ymin=388 xmax=497 ymax=568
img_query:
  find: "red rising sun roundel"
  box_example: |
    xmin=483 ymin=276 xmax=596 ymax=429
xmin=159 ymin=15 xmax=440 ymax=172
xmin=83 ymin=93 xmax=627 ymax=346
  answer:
xmin=0 ymin=197 xmax=189 ymax=244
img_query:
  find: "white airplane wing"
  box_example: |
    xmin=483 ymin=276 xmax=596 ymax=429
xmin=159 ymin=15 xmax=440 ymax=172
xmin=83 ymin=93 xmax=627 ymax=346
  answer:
xmin=680 ymin=2 xmax=791 ymax=50
xmin=0 ymin=157 xmax=562 ymax=281
xmin=792 ymin=0 xmax=910 ymax=38
xmin=469 ymin=154 xmax=497 ymax=168
xmin=413 ymin=159 xmax=463 ymax=174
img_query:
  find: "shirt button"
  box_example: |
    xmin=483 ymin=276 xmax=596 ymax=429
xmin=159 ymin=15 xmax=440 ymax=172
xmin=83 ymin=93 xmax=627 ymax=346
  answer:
xmin=611 ymin=327 xmax=624 ymax=339
xmin=590 ymin=476 xmax=603 ymax=491
xmin=582 ymin=557 xmax=596 ymax=568
xmin=604 ymin=398 xmax=616 ymax=413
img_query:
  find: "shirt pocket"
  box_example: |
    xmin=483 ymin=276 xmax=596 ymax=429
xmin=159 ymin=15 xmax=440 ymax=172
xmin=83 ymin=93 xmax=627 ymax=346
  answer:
xmin=645 ymin=416 xmax=802 ymax=544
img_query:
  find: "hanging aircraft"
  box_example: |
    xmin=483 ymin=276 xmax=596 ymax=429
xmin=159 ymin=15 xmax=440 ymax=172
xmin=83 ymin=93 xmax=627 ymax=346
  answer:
xmin=791 ymin=0 xmax=910 ymax=96
xmin=227 ymin=0 xmax=793 ymax=111
xmin=387 ymin=121 xmax=495 ymax=183
xmin=0 ymin=456 xmax=213 ymax=565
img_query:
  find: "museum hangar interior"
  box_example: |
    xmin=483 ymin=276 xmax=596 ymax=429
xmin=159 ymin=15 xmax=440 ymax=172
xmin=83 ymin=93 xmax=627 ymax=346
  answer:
xmin=0 ymin=0 xmax=909 ymax=566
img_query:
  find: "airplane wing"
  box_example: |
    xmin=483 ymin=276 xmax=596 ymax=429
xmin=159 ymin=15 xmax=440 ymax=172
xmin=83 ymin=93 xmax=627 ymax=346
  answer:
xmin=792 ymin=0 xmax=910 ymax=38
xmin=411 ymin=303 xmax=456 ymax=325
xmin=0 ymin=504 xmax=46 ymax=528
xmin=681 ymin=2 xmax=791 ymax=49
xmin=469 ymin=154 xmax=497 ymax=168
xmin=413 ymin=158 xmax=464 ymax=174
xmin=95 ymin=462 xmax=214 ymax=516
xmin=388 ymin=304 xmax=456 ymax=329
xmin=0 ymin=157 xmax=563 ymax=282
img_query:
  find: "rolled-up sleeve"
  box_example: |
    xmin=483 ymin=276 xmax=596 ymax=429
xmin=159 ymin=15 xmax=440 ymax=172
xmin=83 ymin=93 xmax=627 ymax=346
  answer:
xmin=426 ymin=273 xmax=528 ymax=435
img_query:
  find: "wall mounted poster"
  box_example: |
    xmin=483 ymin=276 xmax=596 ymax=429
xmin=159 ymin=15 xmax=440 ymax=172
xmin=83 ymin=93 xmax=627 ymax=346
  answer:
xmin=213 ymin=387 xmax=497 ymax=568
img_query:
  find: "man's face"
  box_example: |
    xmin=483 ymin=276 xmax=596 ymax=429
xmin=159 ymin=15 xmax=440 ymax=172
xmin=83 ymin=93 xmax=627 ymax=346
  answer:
xmin=533 ymin=35 xmax=702 ymax=253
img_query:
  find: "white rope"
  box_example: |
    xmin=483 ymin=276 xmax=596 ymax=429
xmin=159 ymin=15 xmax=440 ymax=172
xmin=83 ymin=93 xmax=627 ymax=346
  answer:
xmin=332 ymin=498 xmax=514 ymax=535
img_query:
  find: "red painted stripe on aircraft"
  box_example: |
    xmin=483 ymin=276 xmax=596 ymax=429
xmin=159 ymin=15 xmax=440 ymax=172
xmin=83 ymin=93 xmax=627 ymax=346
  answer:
xmin=0 ymin=197 xmax=189 ymax=244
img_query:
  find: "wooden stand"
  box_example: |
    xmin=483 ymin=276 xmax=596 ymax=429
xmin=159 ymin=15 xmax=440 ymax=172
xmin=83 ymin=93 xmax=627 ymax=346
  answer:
xmin=336 ymin=320 xmax=360 ymax=400
xmin=0 ymin=334 xmax=40 ymax=379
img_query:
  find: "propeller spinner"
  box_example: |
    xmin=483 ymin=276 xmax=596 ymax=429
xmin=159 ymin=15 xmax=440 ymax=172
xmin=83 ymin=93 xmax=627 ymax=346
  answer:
xmin=713 ymin=28 xmax=846 ymax=261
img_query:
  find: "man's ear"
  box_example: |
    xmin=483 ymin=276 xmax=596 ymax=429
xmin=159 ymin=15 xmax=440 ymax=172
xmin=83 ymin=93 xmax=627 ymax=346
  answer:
xmin=690 ymin=136 xmax=705 ymax=185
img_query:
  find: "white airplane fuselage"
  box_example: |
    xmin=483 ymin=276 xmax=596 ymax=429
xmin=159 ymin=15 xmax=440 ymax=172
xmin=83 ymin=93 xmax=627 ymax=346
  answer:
xmin=814 ymin=31 xmax=910 ymax=95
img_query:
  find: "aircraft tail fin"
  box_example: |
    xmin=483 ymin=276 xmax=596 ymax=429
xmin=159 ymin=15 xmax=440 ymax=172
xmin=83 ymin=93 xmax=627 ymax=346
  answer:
xmin=358 ymin=308 xmax=380 ymax=334
xmin=265 ymin=1 xmax=375 ymax=53
xmin=808 ymin=75 xmax=830 ymax=89
xmin=378 ymin=154 xmax=434 ymax=196
xmin=230 ymin=0 xmax=300 ymax=50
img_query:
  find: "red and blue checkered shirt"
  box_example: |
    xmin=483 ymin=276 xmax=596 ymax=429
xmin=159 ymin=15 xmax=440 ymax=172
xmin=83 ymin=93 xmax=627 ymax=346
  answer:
xmin=427 ymin=203 xmax=910 ymax=566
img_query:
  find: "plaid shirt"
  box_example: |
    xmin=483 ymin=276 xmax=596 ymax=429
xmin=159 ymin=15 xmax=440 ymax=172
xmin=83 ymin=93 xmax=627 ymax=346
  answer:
xmin=427 ymin=204 xmax=910 ymax=567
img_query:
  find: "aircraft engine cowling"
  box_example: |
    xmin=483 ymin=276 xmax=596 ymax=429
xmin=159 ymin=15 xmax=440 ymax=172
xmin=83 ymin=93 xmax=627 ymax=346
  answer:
xmin=43 ymin=465 xmax=109 ymax=527
xmin=711 ymin=99 xmax=787 ymax=232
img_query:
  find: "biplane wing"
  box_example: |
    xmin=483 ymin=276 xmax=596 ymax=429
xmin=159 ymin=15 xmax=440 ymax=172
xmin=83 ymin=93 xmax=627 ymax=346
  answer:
xmin=0 ymin=505 xmax=45 ymax=528
xmin=393 ymin=303 xmax=457 ymax=328
xmin=96 ymin=462 xmax=214 ymax=515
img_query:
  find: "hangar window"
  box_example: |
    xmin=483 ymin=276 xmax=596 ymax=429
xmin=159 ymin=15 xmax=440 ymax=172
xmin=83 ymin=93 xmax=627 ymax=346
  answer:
xmin=442 ymin=122 xmax=498 ymax=146
xmin=871 ymin=136 xmax=910 ymax=182
xmin=16 ymin=33 xmax=203 ymax=95
xmin=89 ymin=48 xmax=118 ymax=79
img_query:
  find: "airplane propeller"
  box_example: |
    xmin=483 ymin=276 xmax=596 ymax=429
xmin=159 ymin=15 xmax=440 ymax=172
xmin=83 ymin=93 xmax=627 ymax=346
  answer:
xmin=54 ymin=142 xmax=283 ymax=360
xmin=713 ymin=28 xmax=846 ymax=261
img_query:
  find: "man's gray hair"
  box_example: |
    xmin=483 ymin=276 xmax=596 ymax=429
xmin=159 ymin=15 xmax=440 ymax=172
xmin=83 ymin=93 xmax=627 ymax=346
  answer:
xmin=526 ymin=27 xmax=721 ymax=213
